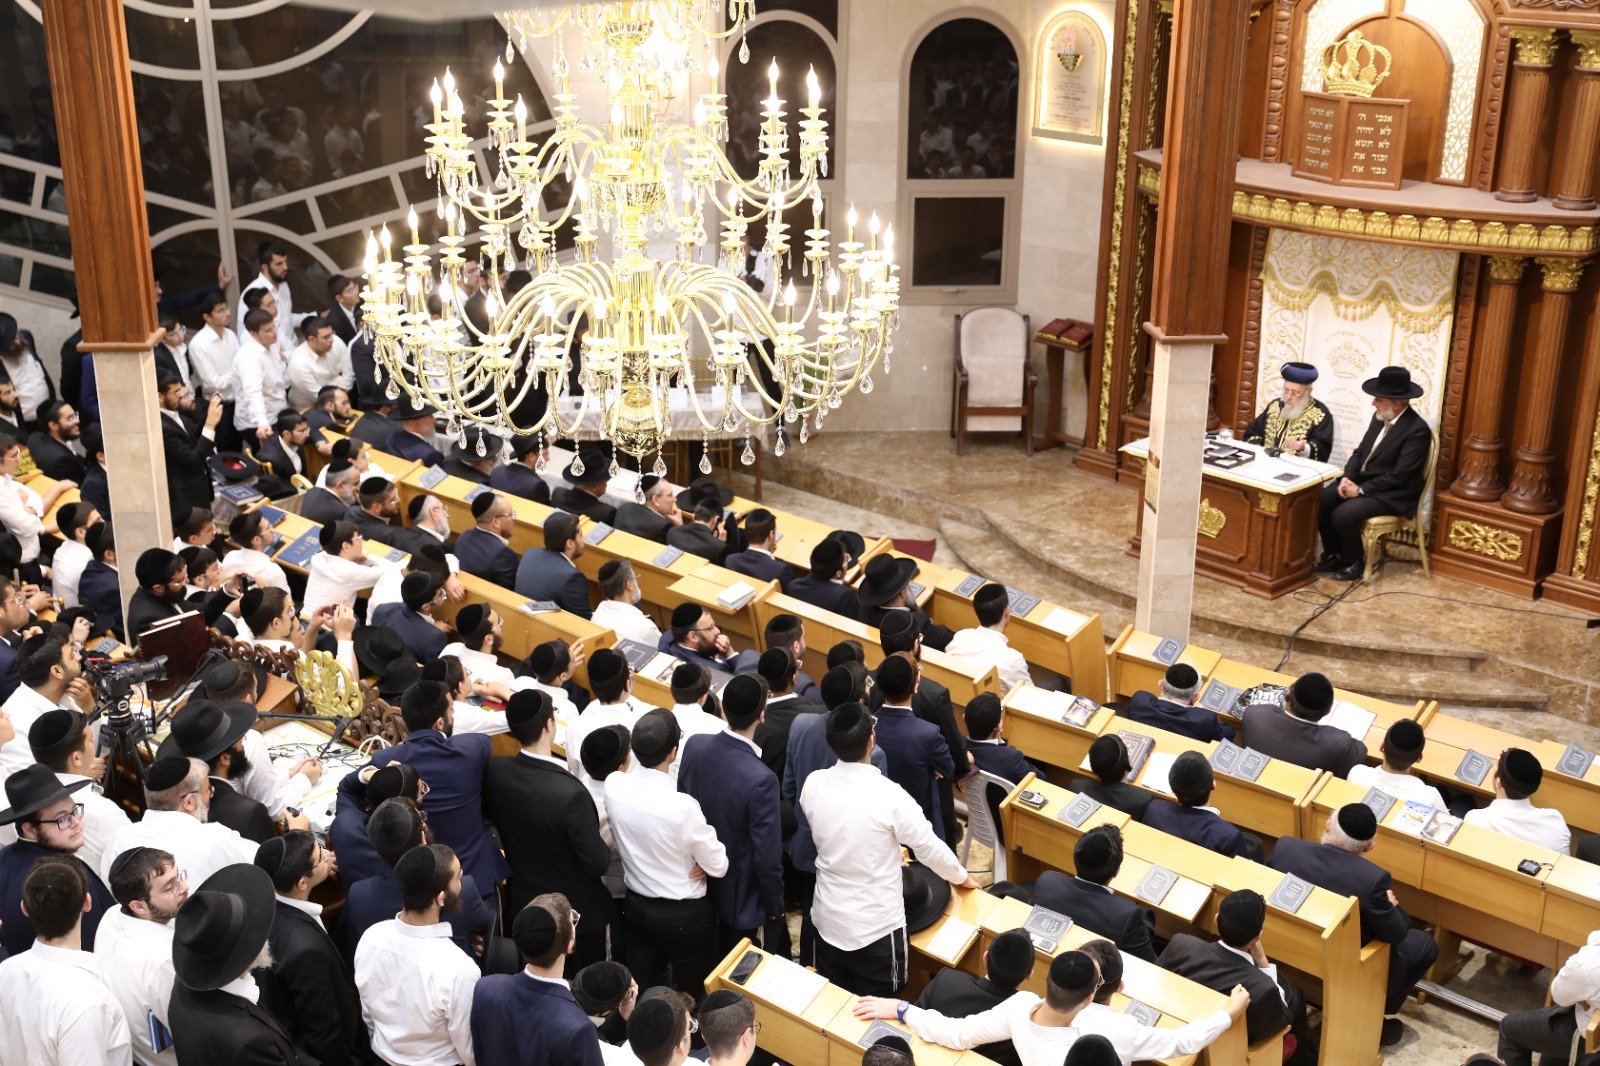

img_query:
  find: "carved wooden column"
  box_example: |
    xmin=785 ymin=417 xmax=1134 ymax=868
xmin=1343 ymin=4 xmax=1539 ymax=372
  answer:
xmin=1503 ymin=258 xmax=1584 ymax=514
xmin=1448 ymin=256 xmax=1526 ymax=499
xmin=1496 ymin=28 xmax=1560 ymax=204
xmin=1554 ymin=32 xmax=1600 ymax=211
xmin=1543 ymin=290 xmax=1600 ymax=611
xmin=40 ymin=0 xmax=170 ymax=612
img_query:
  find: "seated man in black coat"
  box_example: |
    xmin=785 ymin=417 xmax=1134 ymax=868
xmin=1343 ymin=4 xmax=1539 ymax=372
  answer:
xmin=1143 ymin=751 xmax=1261 ymax=860
xmin=613 ymin=474 xmax=680 ymax=542
xmin=856 ymin=553 xmax=955 ymax=652
xmin=913 ymin=927 xmax=1035 ymax=1066
xmin=127 ymin=548 xmax=191 ymax=642
xmin=26 ymin=399 xmax=85 ymax=482
xmin=787 ymin=537 xmax=861 ymax=621
xmin=551 ymin=448 xmax=618 ymax=524
xmin=1123 ymin=663 xmax=1234 ymax=743
xmin=1160 ymin=889 xmax=1313 ymax=1066
xmin=963 ymin=692 xmax=1043 ymax=845
xmin=1067 ymin=734 xmax=1155 ymax=821
xmin=487 ymin=435 xmax=552 ymax=504
xmin=1239 ymin=672 xmax=1367 ymax=779
xmin=722 ymin=508 xmax=794 ymax=586
xmin=1029 ymin=823 xmax=1156 ymax=961
xmin=1270 ymin=803 xmax=1439 ymax=1047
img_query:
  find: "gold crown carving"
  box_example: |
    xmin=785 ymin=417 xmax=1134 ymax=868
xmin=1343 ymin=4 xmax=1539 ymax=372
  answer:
xmin=1323 ymin=30 xmax=1392 ymax=98
xmin=1197 ymin=498 xmax=1227 ymax=539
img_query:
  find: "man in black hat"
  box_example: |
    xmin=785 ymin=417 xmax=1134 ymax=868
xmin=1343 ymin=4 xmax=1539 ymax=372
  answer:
xmin=1123 ymin=663 xmax=1234 ymax=742
xmin=484 ymin=690 xmax=612 ymax=969
xmin=0 ymin=763 xmax=115 ymax=954
xmin=442 ymin=426 xmax=502 ymax=485
xmin=487 ymin=435 xmax=553 ymax=504
xmin=455 ymin=491 xmax=519 ymax=589
xmin=913 ymin=927 xmax=1035 ymax=1066
xmin=469 ymin=894 xmax=602 ymax=1064
xmin=1160 ymin=888 xmax=1313 ymax=1062
xmin=1463 ymin=747 xmax=1570 ymax=854
xmin=787 ymin=538 xmax=861 ymax=621
xmin=1316 ymin=365 xmax=1432 ymax=581
xmin=371 ymin=571 xmax=451 ymax=660
xmin=1244 ymin=361 xmax=1334 ymax=461
xmin=1032 ymin=824 xmax=1157 ymax=961
xmin=385 ymin=397 xmax=445 ymax=466
xmin=858 ymin=554 xmax=955 ymax=651
xmin=614 ymin=474 xmax=681 ymax=542
xmin=667 ymin=499 xmax=728 ymax=561
xmin=252 ymin=831 xmax=363 ymax=1066
xmin=723 ymin=507 xmax=794 ymax=586
xmin=127 ymin=547 xmax=191 ymax=640
xmin=158 ymin=700 xmax=279 ymax=844
xmin=1142 ymin=751 xmax=1261 ymax=859
xmin=1271 ymin=803 xmax=1439 ymax=1046
xmin=515 ymin=510 xmax=593 ymax=618
xmin=28 ymin=708 xmax=127 ymax=874
xmin=1239 ymin=671 xmax=1367 ymax=778
xmin=553 ymin=448 xmax=619 ymax=524
xmin=168 ymin=863 xmax=302 ymax=1064
xmin=658 ymin=602 xmax=738 ymax=674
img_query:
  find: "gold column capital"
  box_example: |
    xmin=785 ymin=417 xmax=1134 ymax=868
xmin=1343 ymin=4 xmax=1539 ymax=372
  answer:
xmin=1572 ymin=31 xmax=1600 ymax=73
xmin=1536 ymin=256 xmax=1584 ymax=293
xmin=1510 ymin=27 xmax=1561 ymax=69
xmin=1487 ymin=255 xmax=1528 ymax=283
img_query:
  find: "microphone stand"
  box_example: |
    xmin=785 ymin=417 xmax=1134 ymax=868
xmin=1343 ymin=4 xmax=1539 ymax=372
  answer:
xmin=252 ymin=710 xmax=369 ymax=761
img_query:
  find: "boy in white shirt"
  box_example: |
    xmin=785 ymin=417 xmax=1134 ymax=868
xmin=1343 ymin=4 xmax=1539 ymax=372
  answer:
xmin=944 ymin=583 xmax=1031 ymax=696
xmin=1346 ymin=719 xmax=1447 ymax=811
xmin=231 ymin=308 xmax=286 ymax=441
xmin=1463 ymin=748 xmax=1571 ymax=855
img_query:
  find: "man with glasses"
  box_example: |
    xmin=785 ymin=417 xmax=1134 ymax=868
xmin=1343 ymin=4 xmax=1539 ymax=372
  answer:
xmin=97 ymin=846 xmax=188 ymax=1065
xmin=659 ymin=602 xmax=739 ymax=675
xmin=470 ymin=893 xmax=602 ymax=1065
xmin=455 ymin=492 xmax=520 ymax=589
xmin=697 ymin=989 xmax=760 ymax=1066
xmin=254 ymin=830 xmax=365 ymax=1066
xmin=100 ymin=755 xmax=257 ymax=892
xmin=0 ymin=763 xmax=116 ymax=954
xmin=27 ymin=708 xmax=126 ymax=874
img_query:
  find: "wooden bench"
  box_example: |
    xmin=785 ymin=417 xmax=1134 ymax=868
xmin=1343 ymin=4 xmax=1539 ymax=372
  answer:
xmin=1414 ymin=711 xmax=1600 ymax=837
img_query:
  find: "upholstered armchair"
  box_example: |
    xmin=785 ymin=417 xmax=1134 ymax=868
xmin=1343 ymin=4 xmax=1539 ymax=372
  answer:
xmin=951 ymin=308 xmax=1035 ymax=456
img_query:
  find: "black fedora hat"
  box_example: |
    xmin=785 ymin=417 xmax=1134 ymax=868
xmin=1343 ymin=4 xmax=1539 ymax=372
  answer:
xmin=173 ymin=863 xmax=276 ymax=991
xmin=826 ymin=529 xmax=867 ymax=567
xmin=1361 ymin=366 xmax=1424 ymax=400
xmin=156 ymin=699 xmax=256 ymax=764
xmin=450 ymin=427 xmax=503 ymax=463
xmin=563 ymin=447 xmax=612 ymax=486
xmin=207 ymin=453 xmax=261 ymax=483
xmin=354 ymin=625 xmax=422 ymax=697
xmin=676 ymin=475 xmax=734 ymax=510
xmin=0 ymin=764 xmax=90 ymax=825
xmin=394 ymin=397 xmax=438 ymax=421
xmin=858 ymin=554 xmax=918 ymax=608
xmin=902 ymin=861 xmax=952 ymax=933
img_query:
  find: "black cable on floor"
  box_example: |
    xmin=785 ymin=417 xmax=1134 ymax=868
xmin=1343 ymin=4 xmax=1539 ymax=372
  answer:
xmin=1275 ymin=579 xmax=1359 ymax=670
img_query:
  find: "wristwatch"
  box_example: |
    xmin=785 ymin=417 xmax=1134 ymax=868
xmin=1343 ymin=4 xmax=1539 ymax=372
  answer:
xmin=896 ymin=1000 xmax=910 ymax=1022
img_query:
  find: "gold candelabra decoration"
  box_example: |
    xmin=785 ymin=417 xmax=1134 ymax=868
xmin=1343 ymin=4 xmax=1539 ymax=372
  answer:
xmin=1057 ymin=25 xmax=1083 ymax=72
xmin=1323 ymin=29 xmax=1392 ymax=98
xmin=360 ymin=0 xmax=900 ymax=473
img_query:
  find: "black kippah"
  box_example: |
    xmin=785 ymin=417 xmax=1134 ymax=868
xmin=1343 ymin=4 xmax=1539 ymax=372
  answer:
xmin=1502 ymin=748 xmax=1543 ymax=795
xmin=27 ymin=709 xmax=79 ymax=753
xmin=721 ymin=674 xmax=765 ymax=725
xmin=471 ymin=492 xmax=497 ymax=520
xmin=628 ymin=999 xmax=679 ymax=1053
xmin=146 ymin=755 xmax=191 ymax=792
xmin=1164 ymin=663 xmax=1200 ymax=689
xmin=505 ymin=689 xmax=550 ymax=727
xmin=587 ymin=648 xmax=626 ymax=686
xmin=239 ymin=587 xmax=265 ymax=622
xmin=392 ymin=843 xmax=440 ymax=896
xmin=360 ymin=475 xmax=390 ymax=497
xmin=670 ymin=662 xmax=702 ymax=690
xmin=670 ymin=601 xmax=703 ymax=630
xmin=454 ymin=603 xmax=490 ymax=643
xmin=1385 ymin=718 xmax=1425 ymax=755
xmin=512 ymin=903 xmax=559 ymax=959
xmin=1336 ymin=802 xmax=1377 ymax=841
xmin=572 ymin=961 xmax=630 ymax=1013
xmin=1048 ymin=950 xmax=1098 ymax=994
xmin=253 ymin=836 xmax=289 ymax=880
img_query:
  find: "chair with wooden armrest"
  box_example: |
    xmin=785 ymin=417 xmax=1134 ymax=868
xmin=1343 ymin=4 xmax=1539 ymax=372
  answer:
xmin=951 ymin=308 xmax=1035 ymax=457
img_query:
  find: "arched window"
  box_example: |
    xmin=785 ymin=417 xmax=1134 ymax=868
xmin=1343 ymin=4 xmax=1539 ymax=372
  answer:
xmin=903 ymin=16 xmax=1020 ymax=295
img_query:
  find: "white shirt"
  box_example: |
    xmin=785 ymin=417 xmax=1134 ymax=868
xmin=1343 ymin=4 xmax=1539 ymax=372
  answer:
xmin=903 ymin=992 xmax=1079 ymax=1066
xmin=665 ymin=702 xmax=725 ymax=779
xmin=94 ymin=908 xmax=177 ymax=1066
xmin=0 ymin=345 xmax=48 ymax=417
xmin=231 ymin=335 xmax=288 ymax=432
xmin=303 ymin=550 xmax=396 ymax=616
xmin=566 ymin=698 xmax=650 ymax=785
xmin=100 ymin=808 xmax=257 ymax=888
xmin=285 ymin=337 xmax=354 ymax=410
xmin=187 ymin=325 xmax=239 ymax=402
xmin=0 ymin=474 xmax=47 ymax=562
xmin=439 ymin=644 xmax=516 ymax=688
xmin=944 ymin=625 xmax=1032 ymax=695
xmin=236 ymin=726 xmax=313 ymax=819
xmin=1072 ymin=1001 xmax=1232 ymax=1064
xmin=0 ymin=940 xmax=133 ymax=1065
xmin=801 ymin=760 xmax=968 ymax=950
xmin=221 ymin=547 xmax=290 ymax=593
xmin=61 ymin=772 xmax=132 ymax=876
xmin=1 ymin=685 xmax=87 ymax=777
xmin=237 ymin=275 xmax=301 ymax=350
xmin=158 ymin=343 xmax=191 ymax=389
xmin=354 ymin=918 xmax=479 ymax=1066
xmin=1463 ymin=796 xmax=1571 ymax=854
xmin=450 ymin=697 xmax=507 ymax=737
xmin=590 ymin=599 xmax=663 ymax=647
xmin=580 ymin=773 xmax=626 ymax=898
xmin=1346 ymin=764 xmax=1447 ymax=812
xmin=1552 ymin=930 xmax=1600 ymax=1033
xmin=604 ymin=765 xmax=727 ymax=899
xmin=52 ymin=538 xmax=92 ymax=608
xmin=368 ymin=553 xmax=457 ymax=614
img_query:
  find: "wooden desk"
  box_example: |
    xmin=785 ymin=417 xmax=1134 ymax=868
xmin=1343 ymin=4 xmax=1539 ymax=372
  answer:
xmin=663 ymin=566 xmax=779 ymax=647
xmin=999 ymin=684 xmax=1115 ymax=782
xmin=1542 ymin=855 xmax=1600 ymax=967
xmin=432 ymin=572 xmax=615 ymax=692
xmin=1205 ymin=657 xmax=1427 ymax=754
xmin=1417 ymin=712 xmax=1600 ymax=835
xmin=1107 ymin=627 xmax=1223 ymax=703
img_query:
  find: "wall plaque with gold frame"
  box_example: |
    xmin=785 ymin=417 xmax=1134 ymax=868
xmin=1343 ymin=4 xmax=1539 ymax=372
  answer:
xmin=1032 ymin=10 xmax=1106 ymax=145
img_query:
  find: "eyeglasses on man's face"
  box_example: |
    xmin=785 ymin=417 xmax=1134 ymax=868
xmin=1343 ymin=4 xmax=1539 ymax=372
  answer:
xmin=36 ymin=802 xmax=85 ymax=831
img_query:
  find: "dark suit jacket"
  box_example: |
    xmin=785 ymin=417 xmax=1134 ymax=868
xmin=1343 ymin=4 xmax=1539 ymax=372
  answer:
xmin=1239 ymin=703 xmax=1367 ymax=778
xmin=0 ymin=843 xmax=113 ymax=955
xmin=326 ymin=789 xmax=387 ymax=887
xmin=347 ymin=409 xmax=399 ymax=448
xmin=1066 ymin=777 xmax=1154 ymax=821
xmin=656 ymin=634 xmax=738 ymax=676
xmin=169 ymin=984 xmax=302 ymax=1066
xmin=1030 ymin=871 xmax=1157 ymax=961
xmin=724 ymin=548 xmax=793 ymax=587
xmin=613 ymin=501 xmax=670 ymax=542
xmin=385 ymin=428 xmax=445 ymax=467
xmin=872 ymin=704 xmax=955 ymax=839
xmin=208 ymin=777 xmax=275 ymax=844
xmin=255 ymin=434 xmax=305 ymax=483
xmin=484 ymin=752 xmax=612 ymax=921
xmin=78 ymin=559 xmax=124 ymax=640
xmin=126 ymin=588 xmax=185 ymax=642
xmin=967 ymin=739 xmax=1037 ymax=786
xmin=1342 ymin=406 xmax=1432 ymax=516
xmin=442 ymin=457 xmax=490 ymax=485
xmin=303 ymin=408 xmax=345 ymax=450
xmin=913 ymin=969 xmax=1022 ymax=1066
xmin=1142 ymin=800 xmax=1248 ymax=858
xmin=1158 ymin=933 xmax=1293 ymax=1046
xmin=470 ymin=972 xmax=605 ymax=1066
xmin=160 ymin=411 xmax=216 ymax=517
xmin=455 ymin=528 xmax=519 ymax=589
xmin=551 ymin=485 xmax=617 ymax=525
xmin=870 ymin=677 xmax=971 ymax=781
xmin=298 ymin=486 xmax=347 ymax=528
xmin=1269 ymin=835 xmax=1410 ymax=945
xmin=786 ymin=575 xmax=861 ymax=621
xmin=346 ymin=506 xmax=435 ymax=559
xmin=341 ymin=868 xmax=494 ymax=960
xmin=861 ymin=603 xmax=956 ymax=652
xmin=328 ymin=303 xmax=361 ymax=346
xmin=488 ymin=462 xmax=551 ymax=505
xmin=255 ymin=899 xmax=363 ymax=1066
xmin=678 ymin=731 xmax=784 ymax=930
xmin=26 ymin=431 xmax=83 ymax=482
xmin=666 ymin=521 xmax=724 ymax=561
xmin=1124 ymin=690 xmax=1234 ymax=743
xmin=154 ymin=344 xmax=193 ymax=394
xmin=370 ymin=602 xmax=449 ymax=661
xmin=80 ymin=464 xmax=112 ymax=523
xmin=368 ymin=728 xmax=509 ymax=889
xmin=514 ymin=549 xmax=592 ymax=618
xmin=754 ymin=695 xmax=826 ymax=781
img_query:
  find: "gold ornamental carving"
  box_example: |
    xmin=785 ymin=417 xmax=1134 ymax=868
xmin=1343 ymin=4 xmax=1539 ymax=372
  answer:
xmin=1487 ymin=255 xmax=1528 ymax=283
xmin=1536 ymin=256 xmax=1585 ymax=293
xmin=1256 ymin=491 xmax=1281 ymax=515
xmin=1323 ymin=31 xmax=1393 ymax=98
xmin=295 ymin=650 xmax=364 ymax=721
xmin=1198 ymin=498 xmax=1226 ymax=538
xmin=1572 ymin=410 xmax=1600 ymax=581
xmin=1573 ymin=32 xmax=1600 ymax=73
xmin=1095 ymin=0 xmax=1141 ymax=450
xmin=1510 ymin=27 xmax=1561 ymax=69
xmin=1446 ymin=519 xmax=1525 ymax=561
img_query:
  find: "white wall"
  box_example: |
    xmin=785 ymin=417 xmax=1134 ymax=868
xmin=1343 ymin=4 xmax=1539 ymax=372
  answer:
xmin=0 ymin=289 xmax=77 ymax=385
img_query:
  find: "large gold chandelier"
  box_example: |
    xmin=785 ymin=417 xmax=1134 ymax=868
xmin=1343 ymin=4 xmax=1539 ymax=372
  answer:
xmin=359 ymin=0 xmax=901 ymax=472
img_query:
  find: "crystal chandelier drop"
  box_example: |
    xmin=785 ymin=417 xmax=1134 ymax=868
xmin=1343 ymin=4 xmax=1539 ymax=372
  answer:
xmin=359 ymin=0 xmax=901 ymax=472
